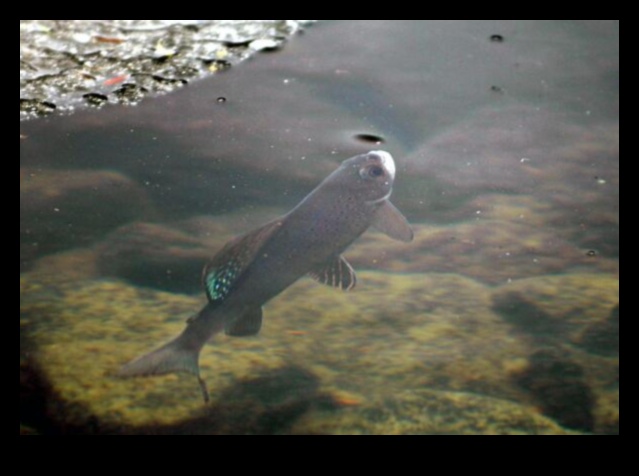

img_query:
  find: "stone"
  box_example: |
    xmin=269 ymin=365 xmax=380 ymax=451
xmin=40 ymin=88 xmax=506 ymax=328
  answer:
xmin=20 ymin=168 xmax=153 ymax=270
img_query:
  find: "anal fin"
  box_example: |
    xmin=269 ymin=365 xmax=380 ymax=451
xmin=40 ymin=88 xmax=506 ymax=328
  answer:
xmin=308 ymin=255 xmax=357 ymax=291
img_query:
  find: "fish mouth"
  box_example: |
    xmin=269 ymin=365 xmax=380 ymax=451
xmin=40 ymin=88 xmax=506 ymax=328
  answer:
xmin=368 ymin=150 xmax=395 ymax=180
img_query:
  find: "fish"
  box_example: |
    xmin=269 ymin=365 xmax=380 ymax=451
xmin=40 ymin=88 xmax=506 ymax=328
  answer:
xmin=117 ymin=150 xmax=413 ymax=402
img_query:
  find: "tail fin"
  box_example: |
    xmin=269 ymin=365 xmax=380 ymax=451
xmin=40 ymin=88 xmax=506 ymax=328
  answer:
xmin=117 ymin=335 xmax=210 ymax=402
xmin=117 ymin=337 xmax=200 ymax=377
xmin=116 ymin=303 xmax=225 ymax=402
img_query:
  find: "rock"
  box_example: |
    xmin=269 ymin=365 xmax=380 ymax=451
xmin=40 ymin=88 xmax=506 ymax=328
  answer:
xmin=401 ymin=106 xmax=618 ymax=225
xmin=513 ymin=349 xmax=595 ymax=432
xmin=491 ymin=274 xmax=619 ymax=433
xmin=20 ymin=20 xmax=315 ymax=119
xmin=20 ymin=168 xmax=153 ymax=270
xmin=17 ymin=271 xmax=519 ymax=431
xmin=491 ymin=274 xmax=619 ymax=343
xmin=96 ymin=222 xmax=218 ymax=293
xmin=189 ymin=366 xmax=323 ymax=435
xmin=348 ymin=220 xmax=614 ymax=285
xmin=594 ymin=387 xmax=619 ymax=435
xmin=576 ymin=304 xmax=619 ymax=357
xmin=289 ymin=388 xmax=577 ymax=435
xmin=93 ymin=210 xmax=288 ymax=293
xmin=19 ymin=267 xmax=618 ymax=433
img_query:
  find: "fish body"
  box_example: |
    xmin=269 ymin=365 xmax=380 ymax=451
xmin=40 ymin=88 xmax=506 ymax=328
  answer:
xmin=118 ymin=150 xmax=413 ymax=401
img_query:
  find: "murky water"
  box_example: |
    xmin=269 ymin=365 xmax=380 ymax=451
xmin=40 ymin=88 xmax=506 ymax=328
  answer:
xmin=20 ymin=20 xmax=618 ymax=434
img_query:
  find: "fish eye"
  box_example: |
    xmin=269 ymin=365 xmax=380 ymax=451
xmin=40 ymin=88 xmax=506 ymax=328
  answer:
xmin=360 ymin=165 xmax=384 ymax=179
xmin=369 ymin=166 xmax=385 ymax=177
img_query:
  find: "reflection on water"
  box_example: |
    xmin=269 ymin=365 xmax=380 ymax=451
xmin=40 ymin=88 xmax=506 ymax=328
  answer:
xmin=20 ymin=20 xmax=619 ymax=434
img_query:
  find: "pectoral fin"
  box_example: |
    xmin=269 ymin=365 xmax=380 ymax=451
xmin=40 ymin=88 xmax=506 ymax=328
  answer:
xmin=225 ymin=307 xmax=263 ymax=336
xmin=308 ymin=255 xmax=357 ymax=291
xmin=373 ymin=200 xmax=414 ymax=242
xmin=203 ymin=218 xmax=283 ymax=302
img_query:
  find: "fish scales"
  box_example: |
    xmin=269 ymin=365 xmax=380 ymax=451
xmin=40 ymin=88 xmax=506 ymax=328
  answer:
xmin=117 ymin=150 xmax=413 ymax=402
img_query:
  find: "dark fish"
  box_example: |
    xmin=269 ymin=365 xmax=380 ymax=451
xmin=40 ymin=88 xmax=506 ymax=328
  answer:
xmin=117 ymin=150 xmax=413 ymax=401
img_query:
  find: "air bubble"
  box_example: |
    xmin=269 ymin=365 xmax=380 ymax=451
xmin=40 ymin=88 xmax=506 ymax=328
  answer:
xmin=354 ymin=133 xmax=385 ymax=144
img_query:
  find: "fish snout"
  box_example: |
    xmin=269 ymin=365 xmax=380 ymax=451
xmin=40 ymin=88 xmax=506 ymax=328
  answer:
xmin=367 ymin=150 xmax=395 ymax=180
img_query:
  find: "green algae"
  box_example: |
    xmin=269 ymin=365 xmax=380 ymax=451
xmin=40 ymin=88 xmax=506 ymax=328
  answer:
xmin=349 ymin=220 xmax=617 ymax=287
xmin=289 ymin=389 xmax=577 ymax=435
xmin=20 ymin=268 xmax=618 ymax=433
xmin=492 ymin=274 xmax=619 ymax=336
xmin=492 ymin=273 xmax=619 ymax=433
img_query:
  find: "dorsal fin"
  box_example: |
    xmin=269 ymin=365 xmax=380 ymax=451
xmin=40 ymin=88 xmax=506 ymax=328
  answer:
xmin=202 ymin=219 xmax=283 ymax=302
xmin=308 ymin=255 xmax=357 ymax=291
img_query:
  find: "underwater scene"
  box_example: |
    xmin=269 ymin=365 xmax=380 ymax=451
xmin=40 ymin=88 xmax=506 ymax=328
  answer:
xmin=20 ymin=20 xmax=619 ymax=434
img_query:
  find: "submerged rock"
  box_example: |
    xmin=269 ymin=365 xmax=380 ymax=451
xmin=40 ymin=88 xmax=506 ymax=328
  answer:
xmin=289 ymin=388 xmax=576 ymax=435
xmin=491 ymin=274 xmax=619 ymax=343
xmin=20 ymin=267 xmax=617 ymax=434
xmin=96 ymin=222 xmax=217 ymax=294
xmin=349 ymin=219 xmax=615 ymax=286
xmin=20 ymin=169 xmax=153 ymax=270
xmin=15 ymin=271 xmax=511 ymax=432
xmin=93 ymin=212 xmax=284 ymax=293
xmin=513 ymin=349 xmax=595 ymax=432
xmin=491 ymin=274 xmax=619 ymax=433
xmin=402 ymin=106 xmax=618 ymax=224
xmin=576 ymin=304 xmax=619 ymax=357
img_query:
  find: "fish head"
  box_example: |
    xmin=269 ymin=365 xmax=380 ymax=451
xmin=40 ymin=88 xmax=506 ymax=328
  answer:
xmin=336 ymin=150 xmax=397 ymax=202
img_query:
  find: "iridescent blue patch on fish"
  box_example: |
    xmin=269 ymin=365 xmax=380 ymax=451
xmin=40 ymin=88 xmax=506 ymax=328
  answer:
xmin=201 ymin=219 xmax=284 ymax=304
xmin=204 ymin=261 xmax=242 ymax=301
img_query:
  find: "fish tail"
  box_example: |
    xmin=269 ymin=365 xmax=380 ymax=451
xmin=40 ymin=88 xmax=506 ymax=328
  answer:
xmin=117 ymin=336 xmax=201 ymax=378
xmin=117 ymin=304 xmax=222 ymax=402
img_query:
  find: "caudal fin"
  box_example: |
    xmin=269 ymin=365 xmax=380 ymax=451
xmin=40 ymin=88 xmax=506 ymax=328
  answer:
xmin=117 ymin=337 xmax=210 ymax=402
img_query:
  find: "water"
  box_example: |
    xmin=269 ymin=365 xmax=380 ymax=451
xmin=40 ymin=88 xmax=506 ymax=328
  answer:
xmin=20 ymin=20 xmax=619 ymax=434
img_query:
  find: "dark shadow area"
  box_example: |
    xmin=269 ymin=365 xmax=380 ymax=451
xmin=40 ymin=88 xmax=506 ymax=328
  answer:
xmin=576 ymin=304 xmax=619 ymax=357
xmin=513 ymin=349 xmax=595 ymax=433
xmin=492 ymin=291 xmax=571 ymax=339
xmin=136 ymin=366 xmax=328 ymax=435
xmin=20 ymin=351 xmax=334 ymax=435
xmin=20 ymin=351 xmax=102 ymax=435
xmin=492 ymin=293 xmax=597 ymax=433
xmin=95 ymin=222 xmax=213 ymax=294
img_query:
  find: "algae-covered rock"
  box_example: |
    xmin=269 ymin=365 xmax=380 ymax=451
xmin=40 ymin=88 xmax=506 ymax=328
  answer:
xmin=513 ymin=349 xmax=595 ymax=432
xmin=19 ymin=270 xmax=522 ymax=432
xmin=20 ymin=268 xmax=618 ymax=433
xmin=491 ymin=274 xmax=619 ymax=342
xmin=491 ymin=274 xmax=619 ymax=433
xmin=349 ymin=219 xmax=615 ymax=286
xmin=289 ymin=388 xmax=577 ymax=435
xmin=96 ymin=222 xmax=217 ymax=293
xmin=402 ymin=106 xmax=618 ymax=232
xmin=576 ymin=304 xmax=619 ymax=357
xmin=594 ymin=387 xmax=619 ymax=435
xmin=20 ymin=168 xmax=154 ymax=270
xmin=93 ymin=211 xmax=285 ymax=292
